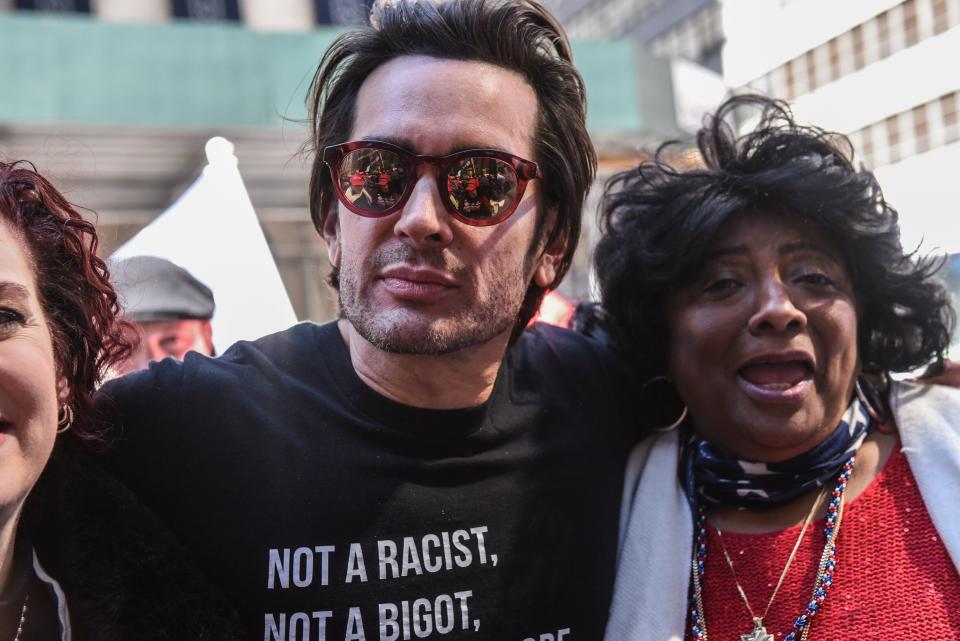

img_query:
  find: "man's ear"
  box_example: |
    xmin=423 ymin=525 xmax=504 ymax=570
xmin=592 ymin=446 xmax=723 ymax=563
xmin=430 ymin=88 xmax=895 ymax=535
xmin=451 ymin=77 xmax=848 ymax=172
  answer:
xmin=533 ymin=207 xmax=566 ymax=289
xmin=323 ymin=207 xmax=341 ymax=268
xmin=200 ymin=320 xmax=215 ymax=356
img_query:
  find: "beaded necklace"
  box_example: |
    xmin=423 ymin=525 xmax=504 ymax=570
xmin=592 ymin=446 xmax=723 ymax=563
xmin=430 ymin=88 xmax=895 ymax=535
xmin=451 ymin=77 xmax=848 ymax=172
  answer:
xmin=688 ymin=455 xmax=856 ymax=641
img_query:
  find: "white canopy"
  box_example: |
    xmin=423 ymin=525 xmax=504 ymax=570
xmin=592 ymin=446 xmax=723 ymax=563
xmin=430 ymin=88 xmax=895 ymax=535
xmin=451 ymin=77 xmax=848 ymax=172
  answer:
xmin=112 ymin=137 xmax=298 ymax=352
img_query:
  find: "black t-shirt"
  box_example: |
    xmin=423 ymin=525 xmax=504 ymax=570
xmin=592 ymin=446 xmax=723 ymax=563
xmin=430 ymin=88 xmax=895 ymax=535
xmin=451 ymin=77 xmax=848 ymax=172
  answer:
xmin=98 ymin=321 xmax=637 ymax=641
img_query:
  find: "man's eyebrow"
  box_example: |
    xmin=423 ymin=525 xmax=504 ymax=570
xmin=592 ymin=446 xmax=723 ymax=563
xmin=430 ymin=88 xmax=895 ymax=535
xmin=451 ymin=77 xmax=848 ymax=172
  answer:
xmin=360 ymin=135 xmax=511 ymax=155
xmin=356 ymin=134 xmax=410 ymax=149
xmin=0 ymin=281 xmax=30 ymax=302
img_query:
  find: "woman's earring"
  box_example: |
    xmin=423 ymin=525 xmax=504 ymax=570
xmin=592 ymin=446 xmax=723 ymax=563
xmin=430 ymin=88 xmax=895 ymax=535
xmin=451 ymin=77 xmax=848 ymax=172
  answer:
xmin=57 ymin=404 xmax=74 ymax=434
xmin=641 ymin=375 xmax=688 ymax=432
xmin=654 ymin=405 xmax=688 ymax=432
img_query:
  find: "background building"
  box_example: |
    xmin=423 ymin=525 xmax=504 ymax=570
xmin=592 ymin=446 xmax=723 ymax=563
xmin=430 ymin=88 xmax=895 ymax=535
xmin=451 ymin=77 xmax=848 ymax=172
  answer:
xmin=545 ymin=0 xmax=727 ymax=132
xmin=0 ymin=0 xmax=704 ymax=326
xmin=548 ymin=0 xmax=723 ymax=72
xmin=13 ymin=1 xmax=953 ymax=334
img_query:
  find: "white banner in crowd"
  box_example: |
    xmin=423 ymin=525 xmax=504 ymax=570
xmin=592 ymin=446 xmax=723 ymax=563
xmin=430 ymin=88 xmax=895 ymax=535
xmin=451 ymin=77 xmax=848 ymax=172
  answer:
xmin=112 ymin=137 xmax=298 ymax=352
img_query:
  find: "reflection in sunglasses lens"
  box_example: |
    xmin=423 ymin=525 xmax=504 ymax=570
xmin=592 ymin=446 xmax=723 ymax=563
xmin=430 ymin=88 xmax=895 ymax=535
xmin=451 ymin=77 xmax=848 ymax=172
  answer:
xmin=445 ymin=158 xmax=517 ymax=220
xmin=339 ymin=149 xmax=407 ymax=212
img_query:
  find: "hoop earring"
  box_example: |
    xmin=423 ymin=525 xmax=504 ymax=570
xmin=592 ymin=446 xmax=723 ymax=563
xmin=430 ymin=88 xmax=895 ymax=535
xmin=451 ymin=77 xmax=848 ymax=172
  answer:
xmin=654 ymin=405 xmax=688 ymax=432
xmin=855 ymin=378 xmax=889 ymax=430
xmin=57 ymin=404 xmax=74 ymax=434
xmin=641 ymin=375 xmax=688 ymax=432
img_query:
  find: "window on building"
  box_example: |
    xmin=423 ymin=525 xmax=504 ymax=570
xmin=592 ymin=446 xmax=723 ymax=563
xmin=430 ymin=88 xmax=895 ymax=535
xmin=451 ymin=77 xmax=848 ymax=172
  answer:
xmin=886 ymin=114 xmax=901 ymax=148
xmin=903 ymin=0 xmax=919 ymax=46
xmin=15 ymin=0 xmax=90 ymax=11
xmin=933 ymin=0 xmax=949 ymax=34
xmin=914 ymin=104 xmax=930 ymax=153
xmin=860 ymin=130 xmax=874 ymax=166
xmin=851 ymin=25 xmax=865 ymax=70
xmin=804 ymin=50 xmax=816 ymax=92
xmin=877 ymin=10 xmax=891 ymax=58
xmin=828 ymin=37 xmax=840 ymax=82
xmin=171 ymin=0 xmax=240 ymax=21
xmin=943 ymin=93 xmax=959 ymax=130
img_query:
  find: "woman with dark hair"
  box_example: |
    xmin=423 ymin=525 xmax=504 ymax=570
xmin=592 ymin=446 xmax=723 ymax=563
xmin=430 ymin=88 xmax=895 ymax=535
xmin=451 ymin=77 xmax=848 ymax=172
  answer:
xmin=0 ymin=161 xmax=238 ymax=640
xmin=597 ymin=96 xmax=960 ymax=640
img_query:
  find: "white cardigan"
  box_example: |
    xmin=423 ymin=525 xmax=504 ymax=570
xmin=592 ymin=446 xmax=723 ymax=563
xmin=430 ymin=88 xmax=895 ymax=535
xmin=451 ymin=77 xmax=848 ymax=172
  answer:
xmin=604 ymin=381 xmax=960 ymax=641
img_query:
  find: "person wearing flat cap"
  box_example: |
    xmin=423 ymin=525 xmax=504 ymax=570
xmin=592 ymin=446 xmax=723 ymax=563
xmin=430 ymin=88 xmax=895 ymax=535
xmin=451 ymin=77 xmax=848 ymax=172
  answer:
xmin=111 ymin=255 xmax=216 ymax=375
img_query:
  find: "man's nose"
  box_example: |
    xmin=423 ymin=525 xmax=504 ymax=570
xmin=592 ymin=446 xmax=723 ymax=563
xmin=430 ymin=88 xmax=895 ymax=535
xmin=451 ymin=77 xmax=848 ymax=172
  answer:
xmin=393 ymin=173 xmax=454 ymax=247
xmin=747 ymin=280 xmax=807 ymax=334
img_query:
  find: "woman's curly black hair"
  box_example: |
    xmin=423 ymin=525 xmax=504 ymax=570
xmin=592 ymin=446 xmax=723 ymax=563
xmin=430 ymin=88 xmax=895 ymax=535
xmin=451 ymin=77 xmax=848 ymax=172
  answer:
xmin=594 ymin=94 xmax=954 ymax=384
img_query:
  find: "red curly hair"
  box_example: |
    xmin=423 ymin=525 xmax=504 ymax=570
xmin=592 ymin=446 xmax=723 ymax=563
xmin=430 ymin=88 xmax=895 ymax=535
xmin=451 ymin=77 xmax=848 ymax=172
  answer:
xmin=0 ymin=161 xmax=134 ymax=440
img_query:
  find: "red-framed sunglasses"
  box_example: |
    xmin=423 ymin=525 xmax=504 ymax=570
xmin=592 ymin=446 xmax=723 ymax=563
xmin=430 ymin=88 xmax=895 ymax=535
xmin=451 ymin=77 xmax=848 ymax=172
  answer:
xmin=323 ymin=140 xmax=541 ymax=227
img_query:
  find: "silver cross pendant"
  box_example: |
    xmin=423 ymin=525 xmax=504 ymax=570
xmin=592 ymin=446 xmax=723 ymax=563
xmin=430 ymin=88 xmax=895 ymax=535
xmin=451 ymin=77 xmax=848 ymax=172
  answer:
xmin=740 ymin=619 xmax=774 ymax=641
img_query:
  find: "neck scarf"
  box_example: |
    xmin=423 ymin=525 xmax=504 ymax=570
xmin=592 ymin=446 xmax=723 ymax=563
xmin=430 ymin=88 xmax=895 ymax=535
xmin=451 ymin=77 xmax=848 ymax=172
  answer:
xmin=680 ymin=397 xmax=871 ymax=510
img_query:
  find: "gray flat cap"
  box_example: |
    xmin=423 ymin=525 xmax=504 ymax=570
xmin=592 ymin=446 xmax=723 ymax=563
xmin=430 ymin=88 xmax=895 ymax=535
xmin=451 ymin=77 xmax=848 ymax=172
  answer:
xmin=111 ymin=256 xmax=215 ymax=322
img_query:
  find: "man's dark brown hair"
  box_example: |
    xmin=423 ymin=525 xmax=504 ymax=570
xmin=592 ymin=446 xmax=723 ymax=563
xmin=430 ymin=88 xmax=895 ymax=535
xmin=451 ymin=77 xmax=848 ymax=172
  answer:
xmin=306 ymin=0 xmax=597 ymax=334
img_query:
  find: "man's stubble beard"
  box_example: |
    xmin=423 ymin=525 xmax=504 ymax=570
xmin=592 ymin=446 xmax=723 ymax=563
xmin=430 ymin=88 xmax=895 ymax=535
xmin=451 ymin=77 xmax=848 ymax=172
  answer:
xmin=338 ymin=244 xmax=537 ymax=356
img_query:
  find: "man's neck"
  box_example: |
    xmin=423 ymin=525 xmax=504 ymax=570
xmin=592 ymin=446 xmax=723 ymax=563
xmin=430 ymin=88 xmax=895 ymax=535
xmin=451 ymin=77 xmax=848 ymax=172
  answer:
xmin=338 ymin=319 xmax=510 ymax=409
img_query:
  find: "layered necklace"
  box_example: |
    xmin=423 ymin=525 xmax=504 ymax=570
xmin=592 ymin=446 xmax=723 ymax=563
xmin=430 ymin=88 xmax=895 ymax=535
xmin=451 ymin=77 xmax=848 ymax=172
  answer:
xmin=689 ymin=455 xmax=855 ymax=641
xmin=683 ymin=398 xmax=870 ymax=641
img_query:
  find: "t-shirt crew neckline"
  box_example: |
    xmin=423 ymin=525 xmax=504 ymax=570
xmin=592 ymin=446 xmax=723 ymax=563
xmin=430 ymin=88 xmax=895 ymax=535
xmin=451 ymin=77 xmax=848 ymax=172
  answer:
xmin=314 ymin=321 xmax=499 ymax=440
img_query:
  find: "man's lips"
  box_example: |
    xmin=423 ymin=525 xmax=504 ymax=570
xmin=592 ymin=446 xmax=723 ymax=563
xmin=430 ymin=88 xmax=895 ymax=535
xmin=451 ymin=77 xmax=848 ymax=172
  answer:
xmin=380 ymin=266 xmax=457 ymax=285
xmin=378 ymin=266 xmax=459 ymax=301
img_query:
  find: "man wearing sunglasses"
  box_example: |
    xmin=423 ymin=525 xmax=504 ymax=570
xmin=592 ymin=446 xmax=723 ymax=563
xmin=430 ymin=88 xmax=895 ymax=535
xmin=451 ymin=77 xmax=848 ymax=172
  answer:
xmin=97 ymin=0 xmax=638 ymax=639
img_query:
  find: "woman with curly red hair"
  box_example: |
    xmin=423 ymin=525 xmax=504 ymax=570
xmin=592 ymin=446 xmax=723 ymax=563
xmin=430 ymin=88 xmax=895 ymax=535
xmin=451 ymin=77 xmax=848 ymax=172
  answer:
xmin=0 ymin=161 xmax=239 ymax=640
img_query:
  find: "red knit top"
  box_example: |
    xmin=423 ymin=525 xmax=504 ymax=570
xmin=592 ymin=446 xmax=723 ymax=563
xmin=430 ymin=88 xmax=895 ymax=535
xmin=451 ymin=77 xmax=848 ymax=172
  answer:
xmin=689 ymin=443 xmax=960 ymax=639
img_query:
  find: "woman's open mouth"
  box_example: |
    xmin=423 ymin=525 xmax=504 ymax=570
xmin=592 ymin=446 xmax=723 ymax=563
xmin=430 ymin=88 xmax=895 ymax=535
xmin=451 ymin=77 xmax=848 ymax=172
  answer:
xmin=737 ymin=357 xmax=814 ymax=402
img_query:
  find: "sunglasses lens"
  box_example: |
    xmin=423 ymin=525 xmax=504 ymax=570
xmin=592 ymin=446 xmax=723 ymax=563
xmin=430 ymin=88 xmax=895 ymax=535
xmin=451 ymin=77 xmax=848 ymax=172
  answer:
xmin=337 ymin=148 xmax=408 ymax=213
xmin=445 ymin=157 xmax=518 ymax=221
